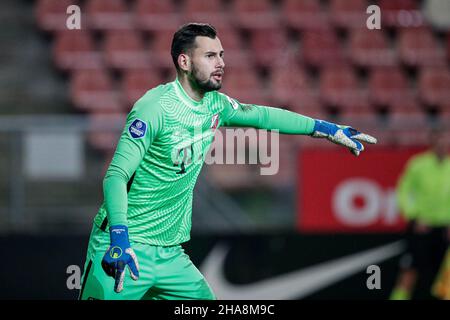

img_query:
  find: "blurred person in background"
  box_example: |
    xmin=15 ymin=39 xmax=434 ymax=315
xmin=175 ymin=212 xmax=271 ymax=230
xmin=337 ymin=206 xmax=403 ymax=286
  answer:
xmin=390 ymin=128 xmax=450 ymax=300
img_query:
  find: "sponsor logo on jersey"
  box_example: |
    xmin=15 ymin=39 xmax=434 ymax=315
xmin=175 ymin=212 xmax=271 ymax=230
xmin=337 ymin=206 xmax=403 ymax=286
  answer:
xmin=128 ymin=119 xmax=147 ymax=139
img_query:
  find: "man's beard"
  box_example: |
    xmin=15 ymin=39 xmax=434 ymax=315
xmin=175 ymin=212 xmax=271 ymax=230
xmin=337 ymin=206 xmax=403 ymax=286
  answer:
xmin=189 ymin=64 xmax=222 ymax=92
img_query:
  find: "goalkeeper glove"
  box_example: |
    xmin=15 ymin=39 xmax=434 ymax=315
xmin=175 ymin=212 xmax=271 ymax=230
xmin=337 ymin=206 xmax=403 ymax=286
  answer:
xmin=311 ymin=119 xmax=377 ymax=156
xmin=101 ymin=225 xmax=139 ymax=293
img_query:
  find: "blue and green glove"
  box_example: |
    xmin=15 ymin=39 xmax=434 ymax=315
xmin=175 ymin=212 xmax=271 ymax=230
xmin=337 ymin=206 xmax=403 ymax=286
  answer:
xmin=101 ymin=225 xmax=139 ymax=293
xmin=312 ymin=119 xmax=377 ymax=156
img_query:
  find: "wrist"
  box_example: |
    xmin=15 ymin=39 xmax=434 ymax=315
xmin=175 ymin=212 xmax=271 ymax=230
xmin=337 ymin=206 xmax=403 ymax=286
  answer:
xmin=109 ymin=225 xmax=130 ymax=245
xmin=108 ymin=212 xmax=128 ymax=227
xmin=312 ymin=119 xmax=335 ymax=136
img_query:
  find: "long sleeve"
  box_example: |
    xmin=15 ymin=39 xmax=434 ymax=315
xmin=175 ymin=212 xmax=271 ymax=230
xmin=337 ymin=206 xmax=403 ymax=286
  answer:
xmin=103 ymin=93 xmax=164 ymax=226
xmin=219 ymin=95 xmax=315 ymax=135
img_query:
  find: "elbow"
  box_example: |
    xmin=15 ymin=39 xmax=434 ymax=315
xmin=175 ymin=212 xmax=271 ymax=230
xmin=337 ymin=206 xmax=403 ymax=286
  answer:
xmin=103 ymin=165 xmax=130 ymax=187
xmin=103 ymin=174 xmax=112 ymax=188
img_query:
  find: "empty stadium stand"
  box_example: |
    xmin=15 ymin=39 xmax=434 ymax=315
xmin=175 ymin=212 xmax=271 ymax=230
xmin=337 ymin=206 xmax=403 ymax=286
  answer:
xmin=35 ymin=0 xmax=450 ymax=188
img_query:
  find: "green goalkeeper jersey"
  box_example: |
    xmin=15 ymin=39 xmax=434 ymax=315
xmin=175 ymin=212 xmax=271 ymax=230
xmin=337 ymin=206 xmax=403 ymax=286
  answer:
xmin=93 ymin=78 xmax=315 ymax=246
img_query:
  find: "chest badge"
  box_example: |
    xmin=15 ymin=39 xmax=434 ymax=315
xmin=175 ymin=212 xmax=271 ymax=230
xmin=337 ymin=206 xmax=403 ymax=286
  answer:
xmin=211 ymin=114 xmax=219 ymax=131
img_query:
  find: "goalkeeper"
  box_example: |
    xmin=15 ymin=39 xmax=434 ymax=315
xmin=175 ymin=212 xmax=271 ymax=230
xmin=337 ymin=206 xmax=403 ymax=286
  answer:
xmin=78 ymin=23 xmax=377 ymax=300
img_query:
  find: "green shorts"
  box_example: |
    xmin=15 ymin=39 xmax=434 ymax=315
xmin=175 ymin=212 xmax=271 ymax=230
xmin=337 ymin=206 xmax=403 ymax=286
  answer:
xmin=78 ymin=223 xmax=215 ymax=300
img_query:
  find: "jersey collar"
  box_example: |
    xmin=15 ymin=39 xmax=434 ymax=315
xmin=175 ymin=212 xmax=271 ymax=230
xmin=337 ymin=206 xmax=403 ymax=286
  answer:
xmin=173 ymin=77 xmax=204 ymax=108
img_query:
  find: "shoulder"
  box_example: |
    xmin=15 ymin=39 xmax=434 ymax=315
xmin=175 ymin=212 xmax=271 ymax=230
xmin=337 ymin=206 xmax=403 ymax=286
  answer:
xmin=135 ymin=83 xmax=172 ymax=109
xmin=131 ymin=83 xmax=173 ymax=118
xmin=408 ymin=152 xmax=433 ymax=170
xmin=211 ymin=91 xmax=240 ymax=114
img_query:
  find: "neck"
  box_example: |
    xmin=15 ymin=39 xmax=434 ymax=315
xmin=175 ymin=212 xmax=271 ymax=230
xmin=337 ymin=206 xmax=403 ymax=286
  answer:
xmin=178 ymin=74 xmax=205 ymax=102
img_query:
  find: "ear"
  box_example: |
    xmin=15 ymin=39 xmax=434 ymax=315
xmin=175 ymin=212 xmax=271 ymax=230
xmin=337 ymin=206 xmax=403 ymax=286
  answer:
xmin=178 ymin=53 xmax=191 ymax=72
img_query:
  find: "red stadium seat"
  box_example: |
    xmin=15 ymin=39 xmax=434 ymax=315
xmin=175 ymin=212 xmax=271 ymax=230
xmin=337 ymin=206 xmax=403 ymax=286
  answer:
xmin=35 ymin=0 xmax=82 ymax=32
xmin=389 ymin=100 xmax=423 ymax=115
xmin=52 ymin=30 xmax=103 ymax=71
xmin=329 ymin=0 xmax=368 ymax=29
xmin=388 ymin=108 xmax=430 ymax=146
xmin=389 ymin=109 xmax=429 ymax=128
xmin=87 ymin=111 xmax=126 ymax=153
xmin=217 ymin=30 xmax=251 ymax=68
xmin=291 ymin=102 xmax=328 ymax=120
xmin=378 ymin=0 xmax=424 ymax=28
xmin=368 ymin=66 xmax=414 ymax=108
xmin=230 ymin=0 xmax=280 ymax=30
xmin=389 ymin=100 xmax=426 ymax=117
xmin=103 ymin=31 xmax=150 ymax=70
xmin=121 ymin=70 xmax=163 ymax=107
xmin=442 ymin=100 xmax=450 ymax=113
xmin=134 ymin=0 xmax=180 ymax=32
xmin=221 ymin=67 xmax=268 ymax=105
xmin=339 ymin=107 xmax=378 ymax=118
xmin=398 ymin=27 xmax=446 ymax=67
xmin=269 ymin=65 xmax=317 ymax=108
xmin=300 ymin=29 xmax=346 ymax=67
xmin=418 ymin=67 xmax=450 ymax=108
xmin=320 ymin=66 xmax=370 ymax=112
xmin=182 ymin=0 xmax=229 ymax=30
xmin=249 ymin=28 xmax=289 ymax=67
xmin=86 ymin=0 xmax=133 ymax=31
xmin=149 ymin=30 xmax=177 ymax=70
xmin=70 ymin=69 xmax=122 ymax=112
xmin=392 ymin=129 xmax=431 ymax=146
xmin=349 ymin=29 xmax=397 ymax=67
xmin=339 ymin=111 xmax=379 ymax=125
xmin=217 ymin=29 xmax=243 ymax=51
xmin=281 ymin=0 xmax=329 ymax=31
xmin=437 ymin=109 xmax=450 ymax=128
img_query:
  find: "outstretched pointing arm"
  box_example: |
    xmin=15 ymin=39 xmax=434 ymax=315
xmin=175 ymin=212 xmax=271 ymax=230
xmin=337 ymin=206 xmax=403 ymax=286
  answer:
xmin=220 ymin=96 xmax=377 ymax=156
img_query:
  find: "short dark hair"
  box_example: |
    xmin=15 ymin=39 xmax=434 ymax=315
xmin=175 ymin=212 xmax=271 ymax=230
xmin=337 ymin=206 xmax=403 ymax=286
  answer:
xmin=171 ymin=23 xmax=217 ymax=71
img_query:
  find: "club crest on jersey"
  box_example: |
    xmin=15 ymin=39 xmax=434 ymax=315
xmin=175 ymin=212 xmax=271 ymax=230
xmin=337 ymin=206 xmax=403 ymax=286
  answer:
xmin=128 ymin=119 xmax=147 ymax=139
xmin=211 ymin=114 xmax=219 ymax=131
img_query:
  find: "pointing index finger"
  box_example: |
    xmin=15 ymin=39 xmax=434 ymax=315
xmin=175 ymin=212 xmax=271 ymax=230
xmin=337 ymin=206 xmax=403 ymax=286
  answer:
xmin=352 ymin=133 xmax=377 ymax=144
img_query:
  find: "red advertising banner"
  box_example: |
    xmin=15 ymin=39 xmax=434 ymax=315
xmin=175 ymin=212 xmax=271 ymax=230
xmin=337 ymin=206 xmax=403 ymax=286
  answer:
xmin=297 ymin=147 xmax=425 ymax=233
